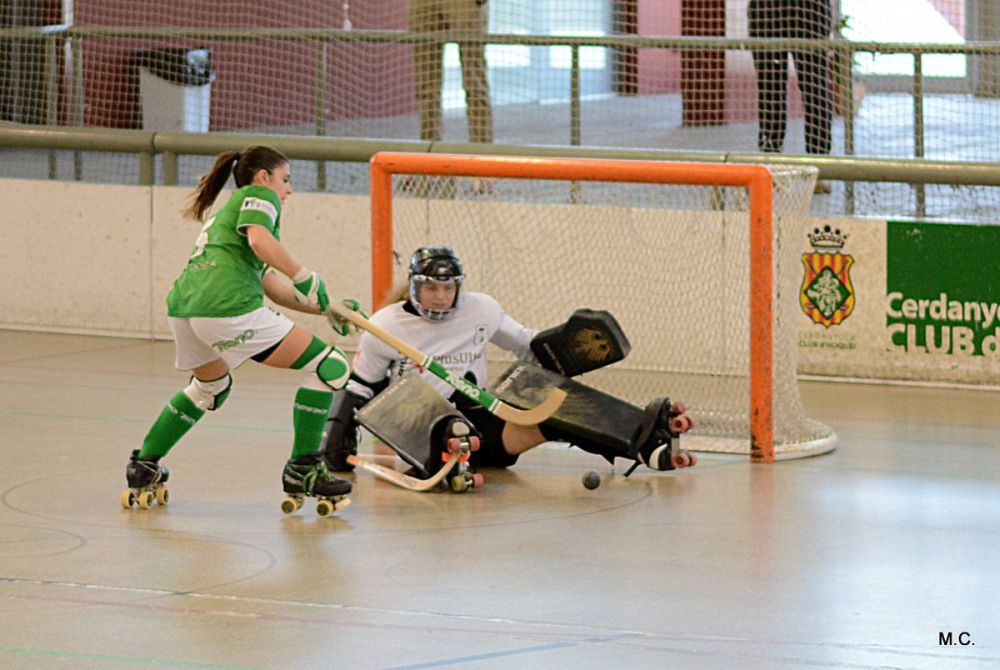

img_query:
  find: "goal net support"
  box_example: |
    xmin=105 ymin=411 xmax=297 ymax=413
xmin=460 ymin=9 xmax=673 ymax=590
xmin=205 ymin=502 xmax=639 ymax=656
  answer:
xmin=369 ymin=152 xmax=835 ymax=462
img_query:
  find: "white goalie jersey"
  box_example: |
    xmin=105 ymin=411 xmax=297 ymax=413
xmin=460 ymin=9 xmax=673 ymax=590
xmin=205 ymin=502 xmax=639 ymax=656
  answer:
xmin=348 ymin=292 xmax=538 ymax=401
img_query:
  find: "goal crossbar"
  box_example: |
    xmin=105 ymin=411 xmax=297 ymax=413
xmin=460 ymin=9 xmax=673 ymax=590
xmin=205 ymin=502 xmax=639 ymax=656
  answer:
xmin=369 ymin=151 xmax=776 ymax=462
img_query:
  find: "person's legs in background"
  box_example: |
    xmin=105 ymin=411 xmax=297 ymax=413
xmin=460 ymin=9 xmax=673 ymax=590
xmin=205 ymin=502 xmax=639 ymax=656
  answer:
xmin=794 ymin=46 xmax=833 ymax=155
xmin=410 ymin=0 xmax=445 ymax=142
xmin=752 ymin=47 xmax=789 ymax=153
xmin=449 ymin=0 xmax=493 ymax=143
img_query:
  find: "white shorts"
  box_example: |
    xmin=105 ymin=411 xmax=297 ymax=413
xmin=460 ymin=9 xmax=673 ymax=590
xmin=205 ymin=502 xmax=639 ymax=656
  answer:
xmin=169 ymin=306 xmax=296 ymax=371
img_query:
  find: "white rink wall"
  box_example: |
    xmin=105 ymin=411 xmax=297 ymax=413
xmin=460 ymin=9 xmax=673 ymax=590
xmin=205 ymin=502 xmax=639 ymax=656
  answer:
xmin=2 ymin=180 xmax=369 ymax=347
xmin=2 ymin=179 xmax=997 ymax=386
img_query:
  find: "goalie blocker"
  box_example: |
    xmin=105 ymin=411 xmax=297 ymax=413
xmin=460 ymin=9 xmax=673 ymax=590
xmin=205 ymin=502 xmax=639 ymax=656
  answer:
xmin=530 ymin=309 xmax=630 ymax=377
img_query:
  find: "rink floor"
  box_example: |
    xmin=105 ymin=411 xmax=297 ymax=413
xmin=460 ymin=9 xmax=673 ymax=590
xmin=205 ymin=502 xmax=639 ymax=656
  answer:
xmin=1 ymin=330 xmax=999 ymax=669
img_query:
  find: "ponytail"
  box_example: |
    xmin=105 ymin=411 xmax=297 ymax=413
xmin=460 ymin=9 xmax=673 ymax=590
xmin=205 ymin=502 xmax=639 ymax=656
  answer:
xmin=183 ymin=150 xmax=239 ymax=221
xmin=182 ymin=145 xmax=289 ymax=221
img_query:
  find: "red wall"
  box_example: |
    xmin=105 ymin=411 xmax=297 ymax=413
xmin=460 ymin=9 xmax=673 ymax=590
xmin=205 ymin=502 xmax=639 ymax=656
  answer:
xmin=637 ymin=2 xmax=682 ymax=95
xmin=75 ymin=1 xmax=414 ymax=130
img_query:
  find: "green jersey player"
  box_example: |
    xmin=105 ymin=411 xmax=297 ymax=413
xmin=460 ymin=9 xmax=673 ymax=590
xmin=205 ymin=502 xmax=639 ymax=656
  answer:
xmin=121 ymin=145 xmax=360 ymax=517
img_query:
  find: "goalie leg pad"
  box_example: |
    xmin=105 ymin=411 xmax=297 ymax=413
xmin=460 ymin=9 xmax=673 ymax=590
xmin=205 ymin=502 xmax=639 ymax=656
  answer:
xmin=530 ymin=309 xmax=631 ymax=377
xmin=491 ymin=361 xmax=649 ymax=464
xmin=356 ymin=372 xmax=480 ymax=479
xmin=321 ymin=390 xmax=365 ymax=471
xmin=183 ymin=373 xmax=233 ymax=412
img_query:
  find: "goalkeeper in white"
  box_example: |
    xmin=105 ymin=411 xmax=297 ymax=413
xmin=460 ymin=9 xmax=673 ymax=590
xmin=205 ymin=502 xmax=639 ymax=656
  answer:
xmin=122 ymin=145 xmax=361 ymax=511
xmin=323 ymin=246 xmax=548 ymax=473
xmin=322 ymin=245 xmax=691 ymax=478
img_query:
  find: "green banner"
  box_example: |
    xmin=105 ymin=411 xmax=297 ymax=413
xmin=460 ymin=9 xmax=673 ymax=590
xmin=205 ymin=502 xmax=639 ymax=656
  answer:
xmin=886 ymin=221 xmax=1000 ymax=356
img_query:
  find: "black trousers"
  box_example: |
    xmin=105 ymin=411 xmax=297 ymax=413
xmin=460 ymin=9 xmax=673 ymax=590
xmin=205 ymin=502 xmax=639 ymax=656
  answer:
xmin=748 ymin=0 xmax=833 ymax=154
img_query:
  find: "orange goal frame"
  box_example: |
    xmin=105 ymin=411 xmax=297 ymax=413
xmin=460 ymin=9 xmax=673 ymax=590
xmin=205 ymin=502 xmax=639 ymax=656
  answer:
xmin=369 ymin=151 xmax=777 ymax=463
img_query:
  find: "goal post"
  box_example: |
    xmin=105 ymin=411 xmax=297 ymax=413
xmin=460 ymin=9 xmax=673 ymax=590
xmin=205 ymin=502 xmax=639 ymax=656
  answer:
xmin=369 ymin=151 xmax=835 ymax=463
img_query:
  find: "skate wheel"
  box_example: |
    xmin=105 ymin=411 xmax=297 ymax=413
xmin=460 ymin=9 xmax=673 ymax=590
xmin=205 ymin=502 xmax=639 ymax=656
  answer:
xmin=688 ymin=453 xmax=698 ymax=466
xmin=137 ymin=491 xmax=154 ymax=509
xmin=671 ymin=400 xmax=686 ymax=416
xmin=450 ymin=476 xmax=469 ymax=493
xmin=155 ymin=487 xmax=169 ymax=506
xmin=280 ymin=495 xmax=303 ymax=514
xmin=471 ymin=473 xmax=485 ymax=489
xmin=676 ymin=453 xmax=694 ymax=468
xmin=446 ymin=437 xmax=462 ymax=453
xmin=670 ymin=415 xmax=693 ymax=434
xmin=468 ymin=435 xmax=481 ymax=452
xmin=120 ymin=490 xmax=134 ymax=509
xmin=316 ymin=499 xmax=334 ymax=517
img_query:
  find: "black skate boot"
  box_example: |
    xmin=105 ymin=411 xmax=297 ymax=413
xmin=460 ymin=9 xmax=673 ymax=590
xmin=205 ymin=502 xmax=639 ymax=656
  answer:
xmin=627 ymin=397 xmax=696 ymax=475
xmin=281 ymin=455 xmax=352 ymax=517
xmin=120 ymin=449 xmax=170 ymax=509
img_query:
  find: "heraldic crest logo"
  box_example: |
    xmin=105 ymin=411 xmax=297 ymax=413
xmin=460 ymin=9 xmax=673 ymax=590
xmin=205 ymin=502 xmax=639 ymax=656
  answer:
xmin=801 ymin=225 xmax=855 ymax=328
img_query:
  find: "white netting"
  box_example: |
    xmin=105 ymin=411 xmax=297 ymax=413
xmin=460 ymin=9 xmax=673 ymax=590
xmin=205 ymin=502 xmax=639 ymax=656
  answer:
xmin=383 ymin=162 xmax=836 ymax=458
xmin=2 ymin=1 xmax=998 ymax=221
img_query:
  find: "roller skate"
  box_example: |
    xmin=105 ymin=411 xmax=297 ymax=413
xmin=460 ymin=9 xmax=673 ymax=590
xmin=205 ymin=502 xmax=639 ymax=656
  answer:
xmin=280 ymin=455 xmax=352 ymax=517
xmin=120 ymin=450 xmax=170 ymax=509
xmin=437 ymin=419 xmax=484 ymax=493
xmin=627 ymin=397 xmax=696 ymax=476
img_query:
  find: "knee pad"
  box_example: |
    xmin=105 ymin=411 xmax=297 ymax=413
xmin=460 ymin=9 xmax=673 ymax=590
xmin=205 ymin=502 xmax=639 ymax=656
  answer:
xmin=183 ymin=373 xmax=232 ymax=411
xmin=302 ymin=346 xmax=350 ymax=391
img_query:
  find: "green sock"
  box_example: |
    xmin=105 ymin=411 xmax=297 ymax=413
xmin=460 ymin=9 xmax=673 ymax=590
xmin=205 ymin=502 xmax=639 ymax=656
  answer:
xmin=292 ymin=387 xmax=333 ymax=459
xmin=138 ymin=391 xmax=206 ymax=459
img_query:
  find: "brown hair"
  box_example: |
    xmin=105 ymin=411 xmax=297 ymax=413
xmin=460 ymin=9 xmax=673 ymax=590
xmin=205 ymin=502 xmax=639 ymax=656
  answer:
xmin=182 ymin=145 xmax=289 ymax=221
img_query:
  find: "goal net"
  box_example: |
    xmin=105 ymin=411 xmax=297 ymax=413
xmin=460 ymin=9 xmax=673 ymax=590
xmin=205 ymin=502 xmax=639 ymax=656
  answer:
xmin=370 ymin=152 xmax=835 ymax=462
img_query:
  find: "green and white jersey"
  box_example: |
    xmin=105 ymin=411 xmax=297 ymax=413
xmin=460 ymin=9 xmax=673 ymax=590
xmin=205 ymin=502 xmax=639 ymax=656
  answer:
xmin=166 ymin=185 xmax=282 ymax=318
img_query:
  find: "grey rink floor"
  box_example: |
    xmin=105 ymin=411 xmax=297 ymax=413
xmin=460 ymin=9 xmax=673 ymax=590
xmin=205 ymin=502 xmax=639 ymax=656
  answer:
xmin=1 ymin=330 xmax=999 ymax=670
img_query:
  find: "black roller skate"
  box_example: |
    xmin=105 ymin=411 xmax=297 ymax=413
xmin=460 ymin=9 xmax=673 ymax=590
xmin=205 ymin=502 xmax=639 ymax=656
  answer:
xmin=281 ymin=455 xmax=352 ymax=517
xmin=433 ymin=418 xmax=483 ymax=493
xmin=626 ymin=397 xmax=696 ymax=476
xmin=120 ymin=450 xmax=170 ymax=509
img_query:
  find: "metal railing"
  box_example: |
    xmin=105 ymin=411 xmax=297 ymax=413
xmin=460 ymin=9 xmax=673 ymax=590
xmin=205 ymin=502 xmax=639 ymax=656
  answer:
xmin=3 ymin=125 xmax=999 ymax=192
xmin=4 ymin=26 xmax=1000 ymax=220
xmin=4 ymin=24 xmax=1000 ymax=156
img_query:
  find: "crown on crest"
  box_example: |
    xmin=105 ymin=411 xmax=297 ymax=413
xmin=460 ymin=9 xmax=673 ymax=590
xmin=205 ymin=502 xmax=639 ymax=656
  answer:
xmin=808 ymin=225 xmax=848 ymax=250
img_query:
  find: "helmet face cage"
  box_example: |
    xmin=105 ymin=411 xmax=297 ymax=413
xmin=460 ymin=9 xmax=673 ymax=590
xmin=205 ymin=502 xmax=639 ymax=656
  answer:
xmin=408 ymin=246 xmax=464 ymax=321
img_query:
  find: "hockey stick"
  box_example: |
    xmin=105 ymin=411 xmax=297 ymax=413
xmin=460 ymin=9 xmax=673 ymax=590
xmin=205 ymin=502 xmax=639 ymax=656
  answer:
xmin=347 ymin=451 xmax=464 ymax=492
xmin=326 ymin=304 xmax=566 ymax=426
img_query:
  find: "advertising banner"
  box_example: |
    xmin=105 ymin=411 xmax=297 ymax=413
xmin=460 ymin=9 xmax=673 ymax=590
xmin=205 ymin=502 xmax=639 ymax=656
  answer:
xmin=798 ymin=217 xmax=1000 ymax=385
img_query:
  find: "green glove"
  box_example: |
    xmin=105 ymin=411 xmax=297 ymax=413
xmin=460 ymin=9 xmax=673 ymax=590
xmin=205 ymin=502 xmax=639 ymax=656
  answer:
xmin=291 ymin=268 xmax=329 ymax=312
xmin=326 ymin=298 xmax=367 ymax=336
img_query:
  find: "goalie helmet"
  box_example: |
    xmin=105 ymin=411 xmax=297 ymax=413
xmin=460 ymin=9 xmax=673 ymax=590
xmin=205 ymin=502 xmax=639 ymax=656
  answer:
xmin=408 ymin=246 xmax=464 ymax=321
